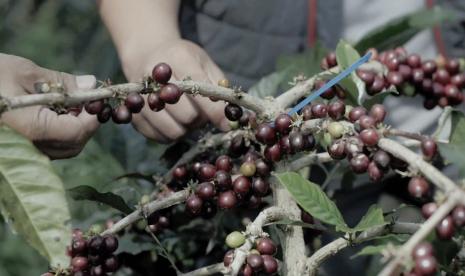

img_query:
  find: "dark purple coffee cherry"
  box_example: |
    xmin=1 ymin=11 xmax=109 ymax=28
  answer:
xmin=368 ymin=76 xmax=385 ymax=95
xmin=452 ymin=205 xmax=465 ymax=227
xmin=225 ymin=103 xmax=243 ymax=121
xmin=103 ymin=235 xmax=118 ymax=254
xmin=264 ymin=144 xmax=281 ymax=162
xmin=445 ymin=58 xmax=460 ymax=75
xmin=199 ymin=164 xmax=217 ymax=182
xmin=224 ymin=250 xmax=234 ymax=267
xmin=147 ymin=93 xmax=165 ymax=111
xmin=327 ymin=140 xmax=346 ymax=160
xmin=243 ymin=151 xmax=260 ymax=163
xmin=152 ymin=62 xmax=172 ymax=84
xmin=421 ymin=138 xmax=437 ymax=159
xmin=423 ymin=98 xmax=437 ymax=110
xmin=432 ymin=82 xmax=445 ymax=98
xmin=433 ymin=69 xmax=451 ymax=85
xmin=103 ymin=255 xmax=119 ymax=272
xmin=274 ymin=113 xmax=293 ymax=134
xmin=125 ymin=92 xmax=145 ymax=113
xmin=159 ymin=84 xmax=182 ymax=104
xmin=218 ymin=190 xmax=238 ymax=209
xmin=255 ymin=159 xmax=271 ymax=177
xmin=279 ymin=135 xmax=291 ymax=154
xmin=444 ymin=85 xmax=462 ymax=105
xmin=262 ymin=255 xmax=278 ymax=275
xmin=311 ymin=103 xmax=328 ymax=118
xmin=252 ymin=178 xmax=270 ymax=196
xmin=112 ymin=105 xmax=132 ymax=124
xmin=350 ymin=154 xmax=370 ymax=174
xmin=315 ymin=80 xmax=335 ymax=99
xmin=71 ymin=238 xmax=87 ymax=256
xmin=373 ymin=150 xmax=391 ymax=169
xmin=451 ymin=74 xmax=465 ymax=89
xmin=88 ymin=236 xmax=104 ymax=254
xmin=398 ymin=64 xmax=413 ymax=81
xmin=239 ymin=264 xmax=253 ymax=276
xmin=386 ymin=71 xmax=403 ymax=86
xmin=85 ymin=100 xmax=104 ymax=115
xmin=422 ymin=60 xmax=437 ymax=76
xmin=71 ymin=256 xmax=89 ymax=272
xmin=301 ymin=105 xmax=313 ymax=120
xmin=436 ymin=216 xmax=455 ymax=240
xmin=412 ymin=68 xmax=425 ymax=84
xmin=247 ymin=195 xmax=262 ymax=209
xmin=158 ymin=216 xmax=170 ymax=228
xmin=201 ymin=201 xmax=217 ymax=219
xmin=408 ymin=177 xmax=430 ymax=198
xmin=438 ymin=96 xmax=449 ymax=107
xmin=412 ymin=242 xmax=434 ymax=259
xmin=369 ymin=104 xmax=386 ymax=123
xmin=356 ymin=69 xmax=375 ymax=85
xmin=328 ymin=100 xmax=346 ymax=120
xmin=173 ymin=165 xmax=188 ymax=182
xmin=348 ymin=107 xmax=367 ymax=123
xmin=97 ymin=104 xmax=112 ymax=123
xmin=359 ymin=129 xmax=380 ymax=146
xmin=91 ymin=265 xmax=105 ymax=276
xmin=216 ymin=155 xmax=233 ymax=172
xmin=304 ymin=134 xmax=316 ymax=151
xmin=255 ymin=124 xmax=277 ymax=145
xmin=421 ymin=202 xmax=438 ymax=219
xmin=233 ymin=176 xmax=251 ymax=197
xmin=215 ymin=170 xmax=232 ymax=191
xmin=195 ymin=182 xmax=216 ymax=200
xmin=326 ymin=52 xmax=337 ymax=67
xmin=256 ymin=237 xmax=277 ymax=255
xmin=186 ymin=194 xmax=203 ymax=216
xmin=368 ymin=161 xmax=384 ymax=182
xmin=414 ymin=256 xmax=437 ymax=276
xmin=289 ymin=131 xmax=305 ymax=153
xmin=358 ymin=115 xmax=376 ymax=130
xmin=407 ymin=54 xmax=422 ymax=68
xmin=246 ymin=254 xmax=264 ymax=272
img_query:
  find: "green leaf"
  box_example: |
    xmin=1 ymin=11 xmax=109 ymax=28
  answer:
xmin=67 ymin=185 xmax=133 ymax=214
xmin=352 ymin=244 xmax=387 ymax=258
xmin=248 ymin=70 xmax=289 ymax=99
xmin=335 ymin=40 xmax=365 ymax=105
xmin=116 ymin=233 xmax=154 ymax=255
xmin=438 ymin=110 xmax=465 ymax=177
xmin=350 ymin=205 xmax=387 ymax=233
xmin=335 ymin=40 xmax=361 ymax=69
xmin=355 ymin=7 xmax=457 ymax=53
xmin=363 ymin=90 xmax=398 ymax=109
xmin=0 ymin=126 xmax=71 ymax=267
xmin=266 ymin=218 xmax=327 ymax=231
xmin=275 ymin=172 xmax=348 ymax=230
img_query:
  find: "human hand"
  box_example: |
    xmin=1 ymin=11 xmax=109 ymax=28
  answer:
xmin=122 ymin=39 xmax=229 ymax=143
xmin=0 ymin=54 xmax=99 ymax=159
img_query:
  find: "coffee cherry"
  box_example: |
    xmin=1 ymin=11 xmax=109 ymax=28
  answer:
xmin=252 ymin=178 xmax=270 ymax=196
xmin=256 ymin=237 xmax=277 ymax=255
xmin=274 ymin=113 xmax=293 ymax=134
xmin=386 ymin=57 xmax=401 ymax=71
xmin=414 ymin=256 xmax=437 ymax=276
xmin=327 ymin=122 xmax=344 ymax=139
xmin=88 ymin=235 xmax=104 ymax=254
xmin=421 ymin=202 xmax=438 ymax=219
xmin=199 ymin=164 xmax=217 ymax=182
xmin=246 ymin=254 xmax=264 ymax=272
xmin=255 ymin=159 xmax=271 ymax=177
xmin=348 ymin=107 xmax=367 ymax=123
xmin=159 ymin=84 xmax=182 ymax=104
xmin=433 ymin=69 xmax=450 ymax=85
xmin=422 ymin=60 xmax=437 ymax=76
xmin=255 ymin=124 xmax=277 ymax=145
xmin=125 ymin=92 xmax=145 ymax=113
xmin=264 ymin=144 xmax=281 ymax=162
xmin=368 ymin=76 xmax=385 ymax=95
xmin=71 ymin=238 xmax=87 ymax=256
xmin=72 ymin=228 xmax=83 ymax=239
xmin=215 ymin=155 xmax=232 ymax=172
xmin=358 ymin=115 xmax=376 ymax=130
xmin=350 ymin=154 xmax=370 ymax=174
xmin=225 ymin=103 xmax=243 ymax=121
xmin=103 ymin=235 xmax=118 ymax=254
xmin=360 ymin=129 xmax=379 ymax=146
xmin=369 ymin=104 xmax=386 ymax=123
xmin=412 ymin=68 xmax=425 ymax=84
xmin=173 ymin=165 xmax=188 ymax=182
xmin=243 ymin=151 xmax=260 ymax=163
xmin=408 ymin=177 xmax=430 ymax=198
xmin=147 ymin=93 xmax=165 ymax=111
xmin=357 ymin=70 xmax=375 ymax=85
xmin=398 ymin=64 xmax=413 ymax=81
xmin=279 ymin=135 xmax=291 ymax=154
xmin=304 ymin=134 xmax=316 ymax=151
xmin=195 ymin=182 xmax=216 ymax=200
xmin=373 ymin=150 xmax=391 ymax=169
xmin=326 ymin=52 xmax=337 ymax=67
xmin=239 ymin=264 xmax=253 ymax=276
xmin=345 ymin=136 xmax=364 ymax=159
xmin=158 ymin=216 xmax=170 ymax=228
xmin=386 ymin=71 xmax=403 ymax=86
xmin=226 ymin=231 xmax=246 ymax=248
xmin=327 ymin=140 xmax=346 ymax=160
xmin=224 ymin=250 xmax=234 ymax=267
xmin=262 ymin=255 xmax=278 ymax=275
xmin=186 ymin=195 xmax=203 ymax=216
xmin=328 ymin=100 xmax=346 ymax=120
xmin=91 ymin=265 xmax=105 ymax=276
xmin=412 ymin=242 xmax=434 ymax=259
xmin=423 ymin=98 xmax=437 ymax=110
xmin=233 ymin=176 xmax=251 ymax=197
xmin=315 ymin=80 xmax=335 ymax=99
xmin=289 ymin=131 xmax=305 ymax=153
xmin=407 ymin=54 xmax=422 ymax=68
xmin=301 ymin=105 xmax=313 ymax=120
xmin=218 ymin=190 xmax=237 ymax=209
xmin=240 ymin=162 xmax=256 ymax=177
xmin=103 ymin=255 xmax=119 ymax=272
xmin=215 ymin=170 xmax=232 ymax=191
xmin=432 ymin=82 xmax=444 ymax=98
xmin=71 ymin=256 xmax=89 ymax=272
xmin=247 ymin=195 xmax=262 ymax=209
xmin=421 ymin=138 xmax=437 ymax=159
xmin=368 ymin=161 xmax=384 ymax=182
xmin=97 ymin=104 xmax=112 ymax=123
xmin=152 ymin=62 xmax=172 ymax=84
xmin=311 ymin=103 xmax=328 ymax=118
xmin=436 ymin=216 xmax=455 ymax=240
xmin=452 ymin=205 xmax=465 ymax=226
xmin=85 ymin=100 xmax=104 ymax=115
xmin=112 ymin=105 xmax=132 ymax=124
xmin=451 ymin=74 xmax=465 ymax=89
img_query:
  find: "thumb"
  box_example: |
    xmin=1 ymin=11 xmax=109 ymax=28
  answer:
xmin=35 ymin=66 xmax=96 ymax=93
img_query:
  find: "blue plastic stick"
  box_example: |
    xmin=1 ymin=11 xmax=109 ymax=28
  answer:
xmin=287 ymin=52 xmax=372 ymax=117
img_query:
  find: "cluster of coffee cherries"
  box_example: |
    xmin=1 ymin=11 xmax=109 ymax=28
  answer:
xmin=223 ymin=231 xmax=279 ymax=275
xmin=65 ymin=229 xmax=120 ymax=276
xmin=408 ymin=241 xmax=438 ymax=276
xmin=142 ymin=191 xmax=173 ymax=234
xmin=82 ymin=63 xmax=183 ymax=124
xmin=421 ymin=202 xmax=465 ymax=241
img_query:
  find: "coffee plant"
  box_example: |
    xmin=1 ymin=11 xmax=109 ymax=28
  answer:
xmin=1 ymin=6 xmax=465 ymax=276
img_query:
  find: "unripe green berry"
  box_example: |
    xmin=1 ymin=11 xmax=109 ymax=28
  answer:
xmin=226 ymin=231 xmax=246 ymax=248
xmin=321 ymin=132 xmax=333 ymax=148
xmin=229 ymin=121 xmax=239 ymax=130
xmin=140 ymin=194 xmax=150 ymax=205
xmin=240 ymin=162 xmax=256 ymax=177
xmin=89 ymin=224 xmax=104 ymax=235
xmin=135 ymin=220 xmax=148 ymax=231
xmin=249 ymin=249 xmax=260 ymax=255
xmin=344 ymin=105 xmax=353 ymax=119
xmin=327 ymin=122 xmax=344 ymax=139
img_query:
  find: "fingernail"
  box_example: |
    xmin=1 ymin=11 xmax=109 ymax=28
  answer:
xmin=76 ymin=75 xmax=96 ymax=89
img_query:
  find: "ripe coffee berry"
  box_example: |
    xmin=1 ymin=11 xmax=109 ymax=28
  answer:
xmin=289 ymin=131 xmax=305 ymax=153
xmin=215 ymin=170 xmax=232 ymax=190
xmin=173 ymin=165 xmax=188 ymax=181
xmin=433 ymin=69 xmax=450 ymax=85
xmin=159 ymin=84 xmax=182 ymax=104
xmin=408 ymin=177 xmax=430 ymax=198
xmin=412 ymin=68 xmax=425 ymax=84
xmin=216 ymin=155 xmax=232 ymax=172
xmin=369 ymin=104 xmax=386 ymax=123
xmin=226 ymin=231 xmax=246 ymax=248
xmin=91 ymin=265 xmax=104 ymax=276
xmin=274 ymin=113 xmax=293 ymax=134
xmin=112 ymin=105 xmax=132 ymax=124
xmin=195 ymin=182 xmax=216 ymax=200
xmin=311 ymin=103 xmax=328 ymax=118
xmin=71 ymin=256 xmax=89 ymax=272
xmin=422 ymin=60 xmax=437 ymax=76
xmin=88 ymin=236 xmax=104 ymax=254
xmin=414 ymin=256 xmax=437 ymax=276
xmin=328 ymin=100 xmax=345 ymax=120
xmin=252 ymin=178 xmax=270 ymax=196
xmin=256 ymin=237 xmax=277 ymax=255
xmin=350 ymin=154 xmax=370 ymax=174
xmin=327 ymin=122 xmax=344 ymax=139
xmin=436 ymin=216 xmax=455 ymax=240
xmin=152 ymin=62 xmax=172 ymax=84
xmin=304 ymin=134 xmax=316 ymax=150
xmin=255 ymin=159 xmax=271 ymax=177
xmin=315 ymin=81 xmax=335 ymax=99
xmin=246 ymin=254 xmax=264 ymax=272
xmin=326 ymin=52 xmax=337 ymax=67
xmin=348 ymin=106 xmax=367 ymax=123
xmin=198 ymin=164 xmax=217 ymax=181
xmin=421 ymin=138 xmax=437 ymax=159
xmin=360 ymin=129 xmax=379 ymax=146
xmin=451 ymin=74 xmax=465 ymax=88
xmin=301 ymin=105 xmax=313 ymax=120
xmin=147 ymin=93 xmax=165 ymax=111
xmin=345 ymin=136 xmax=364 ymax=159
xmin=368 ymin=161 xmax=384 ymax=182
xmin=356 ymin=69 xmax=375 ymax=85
xmin=386 ymin=71 xmax=403 ymax=86
xmin=233 ymin=176 xmax=252 ymax=196
xmin=97 ymin=104 xmax=112 ymax=123
xmin=85 ymin=100 xmax=104 ymax=115
xmin=255 ymin=124 xmax=277 ymax=145
xmin=452 ymin=205 xmax=465 ymax=226
xmin=412 ymin=242 xmax=434 ymax=259
xmin=373 ymin=150 xmax=391 ymax=169
xmin=327 ymin=140 xmax=346 ymax=160
xmin=262 ymin=255 xmax=278 ymax=275
xmin=264 ymin=144 xmax=281 ymax=162
xmin=386 ymin=57 xmax=401 ymax=71
xmin=421 ymin=202 xmax=438 ymax=219
xmin=358 ymin=115 xmax=376 ymax=130
xmin=218 ymin=190 xmax=238 ymax=209
xmin=240 ymin=264 xmax=253 ymax=276
xmin=71 ymin=238 xmax=87 ymax=256
xmin=104 ymin=255 xmax=119 ymax=272
xmin=279 ymin=135 xmax=291 ymax=154
xmin=186 ymin=195 xmax=203 ymax=216
xmin=125 ymin=92 xmax=145 ymax=113
xmin=407 ymin=54 xmax=422 ymax=68
xmin=223 ymin=250 xmax=234 ymax=267
xmin=368 ymin=76 xmax=385 ymax=95
xmin=225 ymin=103 xmax=243 ymax=121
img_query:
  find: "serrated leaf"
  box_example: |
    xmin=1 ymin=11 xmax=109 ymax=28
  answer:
xmin=350 ymin=205 xmax=387 ymax=233
xmin=355 ymin=7 xmax=456 ymax=53
xmin=438 ymin=110 xmax=465 ymax=177
xmin=67 ymin=185 xmax=133 ymax=214
xmin=0 ymin=126 xmax=71 ymax=267
xmin=275 ymin=172 xmax=347 ymax=230
xmin=248 ymin=70 xmax=289 ymax=99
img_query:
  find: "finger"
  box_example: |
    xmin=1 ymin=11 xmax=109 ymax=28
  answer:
xmin=163 ymin=93 xmax=202 ymax=127
xmin=131 ymin=112 xmax=169 ymax=142
xmin=138 ymin=107 xmax=186 ymax=142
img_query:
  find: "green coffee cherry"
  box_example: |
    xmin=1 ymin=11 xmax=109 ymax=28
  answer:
xmin=226 ymin=231 xmax=246 ymax=248
xmin=240 ymin=162 xmax=256 ymax=177
xmin=327 ymin=122 xmax=344 ymax=139
xmin=229 ymin=120 xmax=239 ymax=130
xmin=89 ymin=224 xmax=104 ymax=235
xmin=140 ymin=194 xmax=151 ymax=205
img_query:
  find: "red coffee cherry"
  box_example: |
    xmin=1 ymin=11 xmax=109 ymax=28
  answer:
xmin=262 ymin=255 xmax=278 ymax=275
xmin=152 ymin=62 xmax=172 ymax=84
xmin=218 ymin=190 xmax=238 ymax=209
xmin=386 ymin=57 xmax=401 ymax=71
xmin=255 ymin=123 xmax=277 ymax=145
xmin=97 ymin=104 xmax=112 ymax=123
xmin=147 ymin=93 xmax=165 ymax=111
xmin=445 ymin=58 xmax=460 ymax=74
xmin=315 ymin=80 xmax=335 ymax=99
xmin=412 ymin=68 xmax=425 ymax=84
xmin=195 ymin=182 xmax=216 ymax=200
xmin=186 ymin=194 xmax=203 ymax=216
xmin=274 ymin=113 xmax=293 ymax=134
xmin=359 ymin=129 xmax=380 ymax=146
xmin=103 ymin=235 xmax=118 ymax=254
xmin=215 ymin=170 xmax=232 ymax=191
xmin=225 ymin=103 xmax=243 ymax=121
xmin=386 ymin=71 xmax=403 ymax=86
xmin=112 ymin=105 xmax=132 ymax=124
xmin=216 ymin=155 xmax=233 ymax=172
xmin=252 ymin=178 xmax=270 ymax=196
xmin=421 ymin=202 xmax=438 ymax=219
xmin=348 ymin=106 xmax=367 ymax=123
xmin=223 ymin=250 xmax=234 ymax=267
xmin=233 ymin=176 xmax=252 ymax=197
xmin=71 ymin=238 xmax=87 ymax=256
xmin=311 ymin=103 xmax=328 ymax=118
xmin=301 ymin=105 xmax=313 ymax=120
xmin=289 ymin=131 xmax=305 ymax=153
xmin=159 ymin=83 xmax=182 ymax=104
xmin=246 ymin=254 xmax=264 ymax=272
xmin=451 ymin=74 xmax=465 ymax=89
xmin=422 ymin=60 xmax=437 ymax=76
xmin=373 ymin=150 xmax=391 ymax=169
xmin=452 ymin=205 xmax=465 ymax=227
xmin=327 ymin=140 xmax=346 ymax=160
xmin=71 ymin=256 xmax=89 ymax=272
xmin=279 ymin=135 xmax=291 ymax=154
xmin=328 ymin=100 xmax=346 ymax=120
xmin=414 ymin=256 xmax=437 ymax=276
xmin=350 ymin=154 xmax=370 ymax=174
xmin=264 ymin=144 xmax=282 ymax=162
xmin=199 ymin=164 xmax=217 ymax=182
xmin=433 ymin=69 xmax=451 ymax=85
xmin=173 ymin=165 xmax=188 ymax=182
xmin=369 ymin=104 xmax=387 ymax=123
xmin=368 ymin=161 xmax=384 ymax=182
xmin=421 ymin=138 xmax=437 ymax=159
xmin=125 ymin=92 xmax=145 ymax=113
xmin=256 ymin=237 xmax=277 ymax=255
xmin=407 ymin=54 xmax=422 ymax=68
xmin=412 ymin=242 xmax=434 ymax=259
xmin=239 ymin=264 xmax=254 ymax=276
xmin=103 ymin=255 xmax=119 ymax=272
xmin=436 ymin=216 xmax=455 ymax=240
xmin=255 ymin=159 xmax=271 ymax=177
xmin=85 ymin=100 xmax=104 ymax=115
xmin=326 ymin=52 xmax=337 ymax=68
xmin=368 ymin=75 xmax=385 ymax=95
xmin=356 ymin=69 xmax=375 ymax=86
xmin=408 ymin=176 xmax=430 ymax=198
xmin=358 ymin=115 xmax=376 ymax=130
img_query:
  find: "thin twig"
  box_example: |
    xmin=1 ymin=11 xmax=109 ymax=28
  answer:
xmin=145 ymin=227 xmax=181 ymax=274
xmin=384 ymin=128 xmax=426 ymax=141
